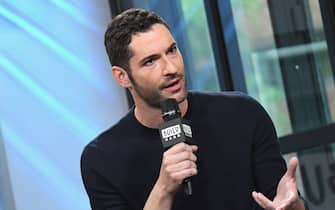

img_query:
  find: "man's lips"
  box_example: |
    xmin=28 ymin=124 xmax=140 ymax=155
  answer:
xmin=160 ymin=76 xmax=183 ymax=92
xmin=164 ymin=78 xmax=180 ymax=88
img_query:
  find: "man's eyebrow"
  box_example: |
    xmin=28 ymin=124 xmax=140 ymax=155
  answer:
xmin=139 ymin=54 xmax=160 ymax=65
xmin=138 ymin=42 xmax=177 ymax=65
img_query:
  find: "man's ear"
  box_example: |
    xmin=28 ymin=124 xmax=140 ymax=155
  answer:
xmin=111 ymin=66 xmax=132 ymax=88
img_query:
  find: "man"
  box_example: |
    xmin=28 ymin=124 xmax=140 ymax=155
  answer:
xmin=81 ymin=8 xmax=307 ymax=210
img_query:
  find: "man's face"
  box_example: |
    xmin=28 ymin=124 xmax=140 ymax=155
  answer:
xmin=127 ymin=23 xmax=187 ymax=108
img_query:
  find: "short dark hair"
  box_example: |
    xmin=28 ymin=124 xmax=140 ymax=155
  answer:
xmin=104 ymin=8 xmax=169 ymax=72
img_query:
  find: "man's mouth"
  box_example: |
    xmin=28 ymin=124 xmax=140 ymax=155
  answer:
xmin=165 ymin=79 xmax=179 ymax=88
xmin=161 ymin=77 xmax=183 ymax=92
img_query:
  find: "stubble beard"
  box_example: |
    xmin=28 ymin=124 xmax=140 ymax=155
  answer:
xmin=129 ymin=73 xmax=187 ymax=109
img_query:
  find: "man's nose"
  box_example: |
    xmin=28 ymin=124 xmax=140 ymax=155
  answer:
xmin=162 ymin=56 xmax=178 ymax=75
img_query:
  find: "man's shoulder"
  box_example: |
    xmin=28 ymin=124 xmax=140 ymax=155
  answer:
xmin=81 ymin=109 xmax=134 ymax=157
xmin=189 ymin=91 xmax=257 ymax=105
xmin=188 ymin=91 xmax=267 ymax=119
xmin=189 ymin=90 xmax=249 ymax=98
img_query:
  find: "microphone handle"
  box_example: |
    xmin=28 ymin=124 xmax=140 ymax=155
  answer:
xmin=183 ymin=178 xmax=192 ymax=195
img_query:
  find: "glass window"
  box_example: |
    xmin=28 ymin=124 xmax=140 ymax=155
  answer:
xmin=284 ymin=142 xmax=335 ymax=209
xmin=131 ymin=0 xmax=221 ymax=91
xmin=225 ymin=1 xmax=335 ymax=209
xmin=228 ymin=0 xmax=335 ymax=136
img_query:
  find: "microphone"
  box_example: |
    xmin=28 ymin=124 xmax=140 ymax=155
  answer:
xmin=158 ymin=98 xmax=194 ymax=195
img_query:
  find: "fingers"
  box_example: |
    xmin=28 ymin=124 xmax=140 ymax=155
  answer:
xmin=166 ymin=159 xmax=197 ymax=173
xmin=252 ymin=157 xmax=299 ymax=210
xmin=252 ymin=191 xmax=274 ymax=210
xmin=159 ymin=143 xmax=198 ymax=188
xmin=286 ymin=157 xmax=298 ymax=179
xmin=165 ymin=142 xmax=198 ymax=155
xmin=169 ymin=167 xmax=197 ymax=183
xmin=275 ymin=203 xmax=289 ymax=210
xmin=163 ymin=143 xmax=197 ymax=166
xmin=164 ymin=149 xmax=197 ymax=165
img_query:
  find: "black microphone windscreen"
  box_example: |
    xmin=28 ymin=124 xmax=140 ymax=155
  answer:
xmin=160 ymin=98 xmax=180 ymax=121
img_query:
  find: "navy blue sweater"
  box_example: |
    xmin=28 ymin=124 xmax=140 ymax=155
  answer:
xmin=81 ymin=92 xmax=286 ymax=210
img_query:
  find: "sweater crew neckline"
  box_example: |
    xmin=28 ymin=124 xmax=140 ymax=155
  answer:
xmin=129 ymin=93 xmax=193 ymax=130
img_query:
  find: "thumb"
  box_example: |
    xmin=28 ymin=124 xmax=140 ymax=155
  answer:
xmin=286 ymin=157 xmax=298 ymax=179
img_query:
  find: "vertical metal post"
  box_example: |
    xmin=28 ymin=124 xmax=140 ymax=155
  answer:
xmin=319 ymin=0 xmax=335 ymax=83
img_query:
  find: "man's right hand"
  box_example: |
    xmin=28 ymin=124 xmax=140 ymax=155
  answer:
xmin=157 ymin=142 xmax=198 ymax=194
xmin=144 ymin=143 xmax=198 ymax=210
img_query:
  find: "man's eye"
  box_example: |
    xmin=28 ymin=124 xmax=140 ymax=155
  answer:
xmin=168 ymin=46 xmax=177 ymax=54
xmin=144 ymin=59 xmax=154 ymax=66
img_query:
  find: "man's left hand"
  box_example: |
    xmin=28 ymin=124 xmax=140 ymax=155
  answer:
xmin=252 ymin=157 xmax=305 ymax=210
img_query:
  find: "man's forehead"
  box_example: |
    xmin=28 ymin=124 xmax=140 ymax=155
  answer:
xmin=129 ymin=24 xmax=175 ymax=58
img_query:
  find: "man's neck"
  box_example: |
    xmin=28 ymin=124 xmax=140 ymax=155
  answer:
xmin=134 ymin=99 xmax=188 ymax=128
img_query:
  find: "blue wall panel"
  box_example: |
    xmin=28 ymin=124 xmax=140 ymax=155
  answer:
xmin=0 ymin=1 xmax=128 ymax=210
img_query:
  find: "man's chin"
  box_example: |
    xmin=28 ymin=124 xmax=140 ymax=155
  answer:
xmin=176 ymin=93 xmax=187 ymax=104
xmin=162 ymin=90 xmax=187 ymax=104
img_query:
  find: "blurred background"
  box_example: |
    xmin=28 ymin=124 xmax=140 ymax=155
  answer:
xmin=1 ymin=0 xmax=335 ymax=210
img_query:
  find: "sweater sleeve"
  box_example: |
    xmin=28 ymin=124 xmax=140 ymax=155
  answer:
xmin=250 ymin=98 xmax=287 ymax=200
xmin=80 ymin=145 xmax=133 ymax=210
